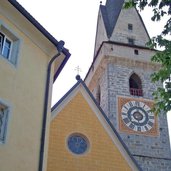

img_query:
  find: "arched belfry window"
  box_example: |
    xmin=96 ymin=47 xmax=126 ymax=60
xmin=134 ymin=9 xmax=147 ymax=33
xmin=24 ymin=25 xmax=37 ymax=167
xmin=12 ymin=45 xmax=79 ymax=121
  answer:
xmin=129 ymin=73 xmax=143 ymax=96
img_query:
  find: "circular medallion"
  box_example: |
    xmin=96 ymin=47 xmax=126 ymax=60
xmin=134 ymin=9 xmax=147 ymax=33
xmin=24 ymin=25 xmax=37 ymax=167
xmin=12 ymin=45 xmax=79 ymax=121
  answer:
xmin=67 ymin=134 xmax=89 ymax=155
xmin=121 ymin=101 xmax=154 ymax=132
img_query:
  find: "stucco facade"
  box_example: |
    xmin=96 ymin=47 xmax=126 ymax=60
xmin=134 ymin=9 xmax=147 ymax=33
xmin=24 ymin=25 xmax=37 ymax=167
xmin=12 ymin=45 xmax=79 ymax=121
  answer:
xmin=0 ymin=1 xmax=70 ymax=171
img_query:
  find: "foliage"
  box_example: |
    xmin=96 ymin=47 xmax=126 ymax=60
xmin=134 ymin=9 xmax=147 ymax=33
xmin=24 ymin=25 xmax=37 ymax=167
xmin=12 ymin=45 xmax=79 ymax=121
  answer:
xmin=124 ymin=0 xmax=171 ymax=114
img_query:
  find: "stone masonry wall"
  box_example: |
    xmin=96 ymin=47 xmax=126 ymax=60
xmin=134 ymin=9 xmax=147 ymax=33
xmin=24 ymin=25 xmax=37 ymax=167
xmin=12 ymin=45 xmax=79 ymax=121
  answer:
xmin=86 ymin=42 xmax=171 ymax=170
xmin=90 ymin=67 xmax=109 ymax=115
xmin=106 ymin=62 xmax=171 ymax=170
xmin=134 ymin=156 xmax=171 ymax=171
xmin=111 ymin=8 xmax=149 ymax=47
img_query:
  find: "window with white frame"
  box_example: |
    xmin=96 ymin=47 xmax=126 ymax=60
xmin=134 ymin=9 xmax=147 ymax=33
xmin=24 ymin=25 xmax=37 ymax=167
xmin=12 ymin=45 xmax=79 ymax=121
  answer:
xmin=0 ymin=23 xmax=20 ymax=65
xmin=0 ymin=102 xmax=9 ymax=144
xmin=0 ymin=32 xmax=12 ymax=59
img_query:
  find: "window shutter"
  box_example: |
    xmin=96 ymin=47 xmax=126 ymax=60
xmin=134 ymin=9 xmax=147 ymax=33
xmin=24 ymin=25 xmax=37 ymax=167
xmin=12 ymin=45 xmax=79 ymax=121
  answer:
xmin=10 ymin=40 xmax=20 ymax=65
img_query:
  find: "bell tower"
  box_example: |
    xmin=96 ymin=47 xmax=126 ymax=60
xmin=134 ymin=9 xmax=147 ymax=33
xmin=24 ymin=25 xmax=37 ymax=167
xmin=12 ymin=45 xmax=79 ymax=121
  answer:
xmin=85 ymin=0 xmax=171 ymax=170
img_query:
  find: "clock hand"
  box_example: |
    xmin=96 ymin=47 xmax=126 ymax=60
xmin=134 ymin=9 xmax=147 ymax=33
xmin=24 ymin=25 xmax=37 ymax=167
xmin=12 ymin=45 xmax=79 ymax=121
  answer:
xmin=131 ymin=115 xmax=137 ymax=122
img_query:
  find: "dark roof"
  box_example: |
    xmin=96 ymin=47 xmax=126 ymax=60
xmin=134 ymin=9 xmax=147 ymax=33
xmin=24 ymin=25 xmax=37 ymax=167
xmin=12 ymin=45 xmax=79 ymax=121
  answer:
xmin=101 ymin=0 xmax=150 ymax=40
xmin=8 ymin=0 xmax=71 ymax=81
xmin=100 ymin=0 xmax=124 ymax=38
xmin=51 ymin=78 xmax=142 ymax=171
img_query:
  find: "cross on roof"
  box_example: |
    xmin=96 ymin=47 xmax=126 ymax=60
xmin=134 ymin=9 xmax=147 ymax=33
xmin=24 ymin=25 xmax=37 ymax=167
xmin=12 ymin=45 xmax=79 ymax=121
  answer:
xmin=75 ymin=66 xmax=82 ymax=75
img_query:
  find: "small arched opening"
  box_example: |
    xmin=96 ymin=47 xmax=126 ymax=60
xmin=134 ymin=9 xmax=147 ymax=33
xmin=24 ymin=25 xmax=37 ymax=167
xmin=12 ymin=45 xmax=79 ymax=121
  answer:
xmin=129 ymin=73 xmax=143 ymax=96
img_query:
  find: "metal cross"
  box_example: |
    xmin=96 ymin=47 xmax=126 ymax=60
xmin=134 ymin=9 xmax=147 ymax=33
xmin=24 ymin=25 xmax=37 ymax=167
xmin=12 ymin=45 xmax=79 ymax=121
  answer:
xmin=75 ymin=66 xmax=82 ymax=75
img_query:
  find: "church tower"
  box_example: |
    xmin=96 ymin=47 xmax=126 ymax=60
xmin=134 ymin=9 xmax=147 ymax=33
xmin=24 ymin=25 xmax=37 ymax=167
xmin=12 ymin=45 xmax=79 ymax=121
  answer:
xmin=85 ymin=0 xmax=171 ymax=170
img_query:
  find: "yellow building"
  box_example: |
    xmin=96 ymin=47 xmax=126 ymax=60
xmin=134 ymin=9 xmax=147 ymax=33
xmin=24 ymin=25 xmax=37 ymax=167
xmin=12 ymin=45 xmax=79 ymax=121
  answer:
xmin=47 ymin=77 xmax=141 ymax=171
xmin=1 ymin=0 xmax=170 ymax=171
xmin=0 ymin=0 xmax=70 ymax=171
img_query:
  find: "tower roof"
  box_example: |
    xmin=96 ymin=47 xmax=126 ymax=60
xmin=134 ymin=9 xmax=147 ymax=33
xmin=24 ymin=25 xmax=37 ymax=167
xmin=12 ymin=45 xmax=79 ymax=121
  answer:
xmin=100 ymin=0 xmax=124 ymax=38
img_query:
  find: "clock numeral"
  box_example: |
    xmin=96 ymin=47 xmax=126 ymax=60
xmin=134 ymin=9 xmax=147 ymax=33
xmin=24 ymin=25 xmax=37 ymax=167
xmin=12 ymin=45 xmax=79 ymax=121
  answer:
xmin=142 ymin=104 xmax=146 ymax=109
xmin=148 ymin=121 xmax=154 ymax=127
xmin=137 ymin=127 xmax=141 ymax=132
xmin=143 ymin=105 xmax=150 ymax=111
xmin=124 ymin=103 xmax=131 ymax=110
xmin=149 ymin=118 xmax=155 ymax=123
xmin=129 ymin=123 xmax=135 ymax=129
xmin=141 ymin=126 xmax=146 ymax=132
xmin=121 ymin=112 xmax=127 ymax=116
xmin=146 ymin=124 xmax=152 ymax=131
xmin=139 ymin=102 xmax=144 ymax=108
xmin=121 ymin=114 xmax=127 ymax=120
xmin=123 ymin=118 xmax=130 ymax=124
xmin=149 ymin=115 xmax=154 ymax=119
xmin=135 ymin=101 xmax=140 ymax=107
xmin=121 ymin=104 xmax=128 ymax=111
xmin=122 ymin=106 xmax=129 ymax=113
xmin=133 ymin=125 xmax=138 ymax=131
xmin=147 ymin=111 xmax=154 ymax=117
xmin=144 ymin=125 xmax=149 ymax=131
xmin=129 ymin=101 xmax=133 ymax=107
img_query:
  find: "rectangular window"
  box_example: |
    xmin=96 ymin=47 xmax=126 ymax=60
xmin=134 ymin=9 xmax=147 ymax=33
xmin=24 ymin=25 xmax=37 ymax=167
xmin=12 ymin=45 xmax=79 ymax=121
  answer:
xmin=0 ymin=32 xmax=12 ymax=59
xmin=0 ymin=103 xmax=9 ymax=144
xmin=128 ymin=38 xmax=134 ymax=45
xmin=0 ymin=23 xmax=20 ymax=66
xmin=134 ymin=49 xmax=139 ymax=55
xmin=128 ymin=23 xmax=133 ymax=31
xmin=0 ymin=33 xmax=4 ymax=52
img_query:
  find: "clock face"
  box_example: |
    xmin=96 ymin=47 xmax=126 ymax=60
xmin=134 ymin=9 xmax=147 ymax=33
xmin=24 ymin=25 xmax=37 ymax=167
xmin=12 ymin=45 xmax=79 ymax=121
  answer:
xmin=121 ymin=101 xmax=155 ymax=132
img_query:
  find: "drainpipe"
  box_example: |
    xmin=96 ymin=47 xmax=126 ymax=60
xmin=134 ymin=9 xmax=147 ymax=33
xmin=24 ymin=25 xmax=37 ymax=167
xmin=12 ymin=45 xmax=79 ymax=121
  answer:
xmin=38 ymin=40 xmax=65 ymax=171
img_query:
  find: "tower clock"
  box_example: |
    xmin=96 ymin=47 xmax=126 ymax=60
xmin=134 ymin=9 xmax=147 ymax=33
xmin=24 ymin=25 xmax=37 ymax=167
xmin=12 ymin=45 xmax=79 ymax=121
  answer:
xmin=118 ymin=97 xmax=158 ymax=136
xmin=85 ymin=0 xmax=171 ymax=170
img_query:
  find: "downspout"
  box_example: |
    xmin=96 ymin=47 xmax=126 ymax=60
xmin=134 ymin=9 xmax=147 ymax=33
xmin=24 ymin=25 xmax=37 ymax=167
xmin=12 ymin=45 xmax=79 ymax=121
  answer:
xmin=39 ymin=40 xmax=65 ymax=171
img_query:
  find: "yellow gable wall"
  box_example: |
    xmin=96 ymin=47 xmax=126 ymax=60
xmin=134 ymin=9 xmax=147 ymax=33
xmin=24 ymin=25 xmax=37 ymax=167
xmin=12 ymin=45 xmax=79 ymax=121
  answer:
xmin=47 ymin=92 xmax=132 ymax=171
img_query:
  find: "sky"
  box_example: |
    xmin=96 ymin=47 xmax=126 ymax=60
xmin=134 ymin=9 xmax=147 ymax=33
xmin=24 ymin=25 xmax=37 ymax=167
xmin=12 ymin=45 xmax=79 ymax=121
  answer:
xmin=17 ymin=0 xmax=171 ymax=144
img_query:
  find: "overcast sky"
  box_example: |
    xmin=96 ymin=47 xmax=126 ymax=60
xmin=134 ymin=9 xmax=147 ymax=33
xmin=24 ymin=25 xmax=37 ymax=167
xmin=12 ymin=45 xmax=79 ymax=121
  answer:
xmin=17 ymin=0 xmax=171 ymax=143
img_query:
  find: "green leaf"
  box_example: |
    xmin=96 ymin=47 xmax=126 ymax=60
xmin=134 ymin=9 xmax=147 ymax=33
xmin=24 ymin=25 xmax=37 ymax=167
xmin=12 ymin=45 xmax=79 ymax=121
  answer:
xmin=125 ymin=0 xmax=171 ymax=114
